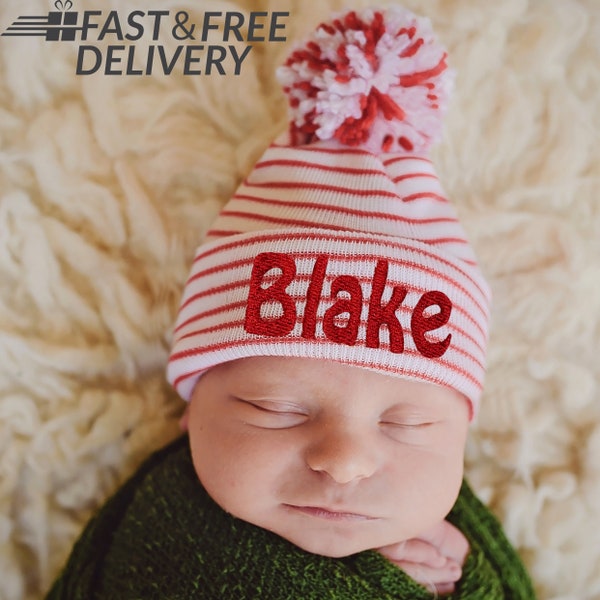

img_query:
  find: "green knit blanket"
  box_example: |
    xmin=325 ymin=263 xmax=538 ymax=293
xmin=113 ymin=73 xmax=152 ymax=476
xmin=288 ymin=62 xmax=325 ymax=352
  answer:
xmin=46 ymin=435 xmax=535 ymax=599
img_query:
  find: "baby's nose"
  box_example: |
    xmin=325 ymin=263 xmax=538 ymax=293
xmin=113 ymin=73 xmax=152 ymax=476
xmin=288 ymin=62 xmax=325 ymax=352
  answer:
xmin=304 ymin=424 xmax=379 ymax=484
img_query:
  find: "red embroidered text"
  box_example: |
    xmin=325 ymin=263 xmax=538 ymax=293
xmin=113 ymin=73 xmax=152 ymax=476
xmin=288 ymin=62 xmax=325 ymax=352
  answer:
xmin=244 ymin=252 xmax=452 ymax=358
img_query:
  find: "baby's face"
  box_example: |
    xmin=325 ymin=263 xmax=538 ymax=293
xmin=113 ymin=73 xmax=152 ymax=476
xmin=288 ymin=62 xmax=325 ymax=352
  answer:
xmin=187 ymin=356 xmax=469 ymax=558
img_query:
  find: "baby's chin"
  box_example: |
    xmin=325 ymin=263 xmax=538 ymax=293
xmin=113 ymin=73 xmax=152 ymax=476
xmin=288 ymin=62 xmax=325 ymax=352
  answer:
xmin=280 ymin=533 xmax=369 ymax=558
xmin=268 ymin=524 xmax=406 ymax=559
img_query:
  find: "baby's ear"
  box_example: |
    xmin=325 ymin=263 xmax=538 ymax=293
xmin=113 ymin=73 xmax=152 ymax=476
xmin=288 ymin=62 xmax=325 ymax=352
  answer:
xmin=179 ymin=406 xmax=190 ymax=432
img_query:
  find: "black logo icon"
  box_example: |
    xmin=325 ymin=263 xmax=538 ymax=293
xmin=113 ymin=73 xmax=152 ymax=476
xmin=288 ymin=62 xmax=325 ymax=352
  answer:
xmin=2 ymin=1 xmax=79 ymax=41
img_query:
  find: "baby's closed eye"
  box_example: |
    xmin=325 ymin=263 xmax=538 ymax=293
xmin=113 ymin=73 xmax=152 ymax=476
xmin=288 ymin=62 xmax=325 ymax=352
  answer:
xmin=231 ymin=396 xmax=309 ymax=429
xmin=378 ymin=411 xmax=442 ymax=442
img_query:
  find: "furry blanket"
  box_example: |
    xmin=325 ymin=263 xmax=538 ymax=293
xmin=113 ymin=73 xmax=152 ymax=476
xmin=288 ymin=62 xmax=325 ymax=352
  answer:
xmin=0 ymin=0 xmax=598 ymax=598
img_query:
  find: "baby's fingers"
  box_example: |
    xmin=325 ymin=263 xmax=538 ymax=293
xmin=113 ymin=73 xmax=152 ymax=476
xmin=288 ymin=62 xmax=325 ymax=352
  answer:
xmin=378 ymin=539 xmax=446 ymax=568
xmin=419 ymin=520 xmax=470 ymax=566
xmin=395 ymin=559 xmax=462 ymax=594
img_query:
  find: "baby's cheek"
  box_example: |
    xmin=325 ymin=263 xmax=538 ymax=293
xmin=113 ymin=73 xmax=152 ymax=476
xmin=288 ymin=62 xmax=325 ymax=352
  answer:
xmin=427 ymin=451 xmax=464 ymax=516
xmin=395 ymin=442 xmax=464 ymax=514
xmin=191 ymin=448 xmax=247 ymax=516
xmin=192 ymin=433 xmax=274 ymax=515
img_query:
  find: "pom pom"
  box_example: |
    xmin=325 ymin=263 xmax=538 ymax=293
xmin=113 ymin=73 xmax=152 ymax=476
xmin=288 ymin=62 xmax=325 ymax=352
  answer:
xmin=276 ymin=7 xmax=454 ymax=154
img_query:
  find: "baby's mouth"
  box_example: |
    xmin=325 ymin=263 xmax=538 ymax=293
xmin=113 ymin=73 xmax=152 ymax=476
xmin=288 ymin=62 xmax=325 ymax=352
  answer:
xmin=283 ymin=504 xmax=377 ymax=521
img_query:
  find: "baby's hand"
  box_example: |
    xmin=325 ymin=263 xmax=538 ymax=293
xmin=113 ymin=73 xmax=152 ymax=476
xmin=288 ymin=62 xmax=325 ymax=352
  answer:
xmin=376 ymin=519 xmax=469 ymax=596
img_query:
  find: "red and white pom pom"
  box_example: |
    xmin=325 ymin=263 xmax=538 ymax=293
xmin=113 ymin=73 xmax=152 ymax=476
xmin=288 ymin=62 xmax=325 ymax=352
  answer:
xmin=277 ymin=7 xmax=454 ymax=154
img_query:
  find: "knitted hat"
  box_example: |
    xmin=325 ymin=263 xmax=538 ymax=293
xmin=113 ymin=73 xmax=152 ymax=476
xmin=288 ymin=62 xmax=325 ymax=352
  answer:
xmin=167 ymin=6 xmax=491 ymax=416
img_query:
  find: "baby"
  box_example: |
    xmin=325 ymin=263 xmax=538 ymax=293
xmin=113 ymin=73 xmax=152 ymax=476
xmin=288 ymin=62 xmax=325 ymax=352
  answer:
xmin=182 ymin=356 xmax=470 ymax=594
xmin=47 ymin=6 xmax=534 ymax=599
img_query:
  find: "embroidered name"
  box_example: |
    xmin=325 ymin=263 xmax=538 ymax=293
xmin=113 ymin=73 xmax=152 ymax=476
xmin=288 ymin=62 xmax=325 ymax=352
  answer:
xmin=244 ymin=252 xmax=452 ymax=359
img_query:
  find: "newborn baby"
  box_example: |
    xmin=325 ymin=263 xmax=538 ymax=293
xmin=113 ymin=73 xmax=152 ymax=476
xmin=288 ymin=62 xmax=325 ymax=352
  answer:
xmin=167 ymin=7 xmax=486 ymax=591
xmin=183 ymin=355 xmax=470 ymax=593
xmin=47 ymin=6 xmax=535 ymax=599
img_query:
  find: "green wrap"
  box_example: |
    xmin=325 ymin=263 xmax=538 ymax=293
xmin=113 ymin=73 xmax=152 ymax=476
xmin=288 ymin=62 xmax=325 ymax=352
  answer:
xmin=46 ymin=435 xmax=535 ymax=599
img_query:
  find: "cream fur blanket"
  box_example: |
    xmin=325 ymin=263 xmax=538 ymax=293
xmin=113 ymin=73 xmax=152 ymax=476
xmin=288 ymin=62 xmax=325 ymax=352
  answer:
xmin=1 ymin=1 xmax=599 ymax=599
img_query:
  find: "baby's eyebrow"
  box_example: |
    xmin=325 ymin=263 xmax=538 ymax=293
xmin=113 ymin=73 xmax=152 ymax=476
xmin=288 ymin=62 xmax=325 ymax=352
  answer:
xmin=384 ymin=395 xmax=451 ymax=412
xmin=233 ymin=392 xmax=299 ymax=403
xmin=384 ymin=401 xmax=433 ymax=413
xmin=230 ymin=381 xmax=301 ymax=399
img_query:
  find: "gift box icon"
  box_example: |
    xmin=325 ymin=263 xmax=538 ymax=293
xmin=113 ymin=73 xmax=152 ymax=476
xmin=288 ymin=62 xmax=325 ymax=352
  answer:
xmin=47 ymin=0 xmax=78 ymax=41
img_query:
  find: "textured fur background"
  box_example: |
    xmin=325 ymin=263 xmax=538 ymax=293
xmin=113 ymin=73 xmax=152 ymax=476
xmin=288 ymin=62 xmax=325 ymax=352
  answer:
xmin=0 ymin=0 xmax=599 ymax=598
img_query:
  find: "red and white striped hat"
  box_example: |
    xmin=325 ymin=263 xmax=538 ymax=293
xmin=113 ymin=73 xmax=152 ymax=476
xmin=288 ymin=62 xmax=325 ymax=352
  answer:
xmin=167 ymin=7 xmax=491 ymax=416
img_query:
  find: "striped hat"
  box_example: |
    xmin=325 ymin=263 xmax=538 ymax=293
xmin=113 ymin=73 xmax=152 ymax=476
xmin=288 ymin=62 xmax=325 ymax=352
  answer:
xmin=167 ymin=7 xmax=491 ymax=415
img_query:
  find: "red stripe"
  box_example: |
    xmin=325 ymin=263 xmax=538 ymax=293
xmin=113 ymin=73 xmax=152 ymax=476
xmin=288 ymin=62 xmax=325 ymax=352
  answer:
xmin=178 ymin=278 xmax=246 ymax=313
xmin=392 ymin=172 xmax=437 ymax=183
xmin=231 ymin=193 xmax=458 ymax=227
xmin=177 ymin=314 xmax=246 ymax=340
xmin=266 ymin=145 xmax=433 ymax=169
xmin=253 ymin=158 xmax=387 ymax=177
xmin=175 ymin=309 xmax=485 ymax=371
xmin=178 ymin=259 xmax=488 ymax=346
xmin=205 ymin=229 xmax=242 ymax=238
xmin=253 ymin=160 xmax=438 ymax=185
xmin=214 ymin=210 xmax=472 ymax=252
xmin=383 ymin=155 xmax=432 ymax=167
xmin=182 ymin=255 xmax=252 ymax=291
xmin=217 ymin=209 xmax=351 ymax=231
xmin=403 ymin=192 xmax=447 ymax=203
xmin=206 ymin=226 xmax=477 ymax=264
xmin=243 ymin=179 xmax=400 ymax=199
xmin=170 ymin=338 xmax=483 ymax=391
xmin=192 ymin=231 xmax=489 ymax=301
xmin=175 ymin=300 xmax=247 ymax=334
xmin=432 ymin=237 xmax=468 ymax=245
